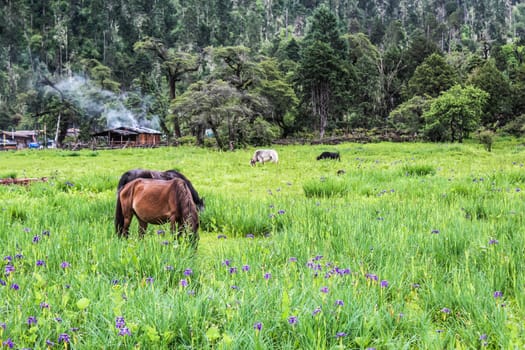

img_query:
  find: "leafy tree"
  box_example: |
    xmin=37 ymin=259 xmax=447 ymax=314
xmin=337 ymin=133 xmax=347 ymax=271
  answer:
xmin=79 ymin=59 xmax=120 ymax=93
xmin=297 ymin=5 xmax=350 ymax=138
xmin=423 ymin=85 xmax=488 ymax=142
xmin=467 ymin=59 xmax=512 ymax=128
xmin=405 ymin=53 xmax=458 ymax=99
xmin=134 ymin=37 xmax=200 ymax=138
xmin=173 ymin=80 xmax=267 ymax=149
xmin=207 ymin=46 xmax=262 ymax=91
xmin=400 ymin=30 xmax=440 ymax=83
xmin=388 ymin=95 xmax=430 ymax=135
xmin=256 ymin=58 xmax=298 ymax=137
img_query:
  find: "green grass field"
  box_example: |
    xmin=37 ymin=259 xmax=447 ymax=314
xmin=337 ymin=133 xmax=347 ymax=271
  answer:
xmin=0 ymin=139 xmax=524 ymax=349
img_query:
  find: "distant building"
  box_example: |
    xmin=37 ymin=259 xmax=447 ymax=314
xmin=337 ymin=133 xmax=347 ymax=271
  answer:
xmin=91 ymin=126 xmax=162 ymax=147
xmin=0 ymin=130 xmax=38 ymax=150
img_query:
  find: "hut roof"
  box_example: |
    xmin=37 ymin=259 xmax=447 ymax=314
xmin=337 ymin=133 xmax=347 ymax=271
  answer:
xmin=91 ymin=126 xmax=162 ymax=137
xmin=0 ymin=130 xmax=38 ymax=139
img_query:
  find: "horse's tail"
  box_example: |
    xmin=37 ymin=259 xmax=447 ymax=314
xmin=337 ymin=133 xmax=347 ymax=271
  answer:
xmin=115 ymin=190 xmax=125 ymax=237
xmin=177 ymin=180 xmax=199 ymax=246
xmin=165 ymin=170 xmax=204 ymax=211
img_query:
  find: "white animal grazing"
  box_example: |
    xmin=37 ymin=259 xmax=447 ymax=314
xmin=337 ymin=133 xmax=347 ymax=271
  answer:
xmin=250 ymin=149 xmax=279 ymax=166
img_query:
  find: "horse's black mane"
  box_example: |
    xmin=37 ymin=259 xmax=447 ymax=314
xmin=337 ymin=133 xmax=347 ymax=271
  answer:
xmin=117 ymin=169 xmax=205 ymax=211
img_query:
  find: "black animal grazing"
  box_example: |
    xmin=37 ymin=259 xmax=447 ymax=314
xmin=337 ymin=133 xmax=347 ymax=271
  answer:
xmin=317 ymin=152 xmax=341 ymax=161
xmin=115 ymin=178 xmax=199 ymax=247
xmin=117 ymin=169 xmax=204 ymax=211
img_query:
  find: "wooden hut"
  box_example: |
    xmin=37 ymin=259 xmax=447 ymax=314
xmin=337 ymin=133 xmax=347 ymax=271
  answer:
xmin=0 ymin=130 xmax=38 ymax=150
xmin=91 ymin=126 xmax=162 ymax=148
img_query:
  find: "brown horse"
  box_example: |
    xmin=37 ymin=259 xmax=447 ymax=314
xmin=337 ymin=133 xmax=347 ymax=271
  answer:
xmin=115 ymin=178 xmax=199 ymax=246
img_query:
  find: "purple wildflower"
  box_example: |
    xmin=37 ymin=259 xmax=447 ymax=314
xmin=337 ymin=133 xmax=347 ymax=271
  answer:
xmin=365 ymin=273 xmax=378 ymax=281
xmin=242 ymin=265 xmax=250 ymax=272
xmin=145 ymin=277 xmax=154 ymax=284
xmin=46 ymin=340 xmax=54 ymax=346
xmin=312 ymin=307 xmax=321 ymax=316
xmin=40 ymin=302 xmax=49 ymax=309
xmin=60 ymin=261 xmax=70 ymax=269
xmin=479 ymin=334 xmax=487 ymax=340
xmin=27 ymin=316 xmax=37 ymax=326
xmin=10 ymin=283 xmax=19 ymax=290
xmin=5 ymin=264 xmax=15 ymax=275
xmin=320 ymin=286 xmax=329 ymax=293
xmin=253 ymin=322 xmax=263 ymax=331
xmin=380 ymin=280 xmax=389 ymax=288
xmin=24 ymin=227 xmax=31 ymax=232
xmin=58 ymin=333 xmax=70 ymax=343
xmin=489 ymin=239 xmax=499 ymax=245
xmin=278 ymin=209 xmax=285 ymax=215
xmin=115 ymin=316 xmax=125 ymax=329
xmin=156 ymin=229 xmax=165 ymax=235
xmin=36 ymin=260 xmax=46 ymax=266
xmin=222 ymin=259 xmax=231 ymax=266
xmin=14 ymin=254 xmax=23 ymax=260
xmin=336 ymin=332 xmax=347 ymax=338
xmin=217 ymin=234 xmax=227 ymax=239
xmin=3 ymin=338 xmax=14 ymax=348
xmin=493 ymin=291 xmax=503 ymax=298
xmin=287 ymin=316 xmax=298 ymax=325
xmin=32 ymin=235 xmax=40 ymax=243
xmin=3 ymin=256 xmax=11 ymax=262
xmin=441 ymin=307 xmax=451 ymax=314
xmin=0 ymin=279 xmax=5 ymax=286
xmin=289 ymin=257 xmax=297 ymax=262
xmin=246 ymin=234 xmax=254 ymax=239
xmin=431 ymin=229 xmax=440 ymax=234
xmin=183 ymin=268 xmax=193 ymax=276
xmin=264 ymin=272 xmax=271 ymax=280
xmin=165 ymin=265 xmax=174 ymax=271
xmin=180 ymin=279 xmax=188 ymax=287
xmin=335 ymin=299 xmax=344 ymax=307
xmin=42 ymin=230 xmax=50 ymax=236
xmin=229 ymin=267 xmax=238 ymax=274
xmin=119 ymin=327 xmax=131 ymax=336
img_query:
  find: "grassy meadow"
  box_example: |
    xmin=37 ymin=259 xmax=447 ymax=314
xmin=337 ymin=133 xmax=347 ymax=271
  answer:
xmin=0 ymin=139 xmax=524 ymax=349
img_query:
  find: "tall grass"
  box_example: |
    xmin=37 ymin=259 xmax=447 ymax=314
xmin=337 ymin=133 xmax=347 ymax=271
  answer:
xmin=0 ymin=141 xmax=524 ymax=348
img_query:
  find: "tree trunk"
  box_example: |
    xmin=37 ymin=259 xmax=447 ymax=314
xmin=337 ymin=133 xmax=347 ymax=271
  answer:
xmin=168 ymin=74 xmax=182 ymax=138
xmin=211 ymin=126 xmax=224 ymax=149
xmin=312 ymin=81 xmax=330 ymax=139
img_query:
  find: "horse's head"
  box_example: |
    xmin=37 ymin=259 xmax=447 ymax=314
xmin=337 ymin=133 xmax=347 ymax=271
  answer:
xmin=250 ymin=158 xmax=257 ymax=166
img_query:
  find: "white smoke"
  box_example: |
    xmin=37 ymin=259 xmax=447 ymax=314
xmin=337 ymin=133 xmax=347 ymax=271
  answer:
xmin=47 ymin=75 xmax=160 ymax=130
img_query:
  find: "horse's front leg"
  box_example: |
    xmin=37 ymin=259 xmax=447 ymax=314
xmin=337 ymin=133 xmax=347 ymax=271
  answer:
xmin=138 ymin=219 xmax=148 ymax=239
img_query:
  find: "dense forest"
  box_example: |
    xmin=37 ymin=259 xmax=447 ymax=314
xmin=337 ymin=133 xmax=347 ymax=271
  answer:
xmin=2 ymin=0 xmax=525 ymax=147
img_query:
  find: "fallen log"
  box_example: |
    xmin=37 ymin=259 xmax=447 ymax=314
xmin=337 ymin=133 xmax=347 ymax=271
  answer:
xmin=0 ymin=177 xmax=48 ymax=186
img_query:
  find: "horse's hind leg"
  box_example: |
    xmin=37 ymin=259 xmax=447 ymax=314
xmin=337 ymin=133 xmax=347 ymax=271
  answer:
xmin=121 ymin=216 xmax=132 ymax=238
xmin=138 ymin=219 xmax=148 ymax=239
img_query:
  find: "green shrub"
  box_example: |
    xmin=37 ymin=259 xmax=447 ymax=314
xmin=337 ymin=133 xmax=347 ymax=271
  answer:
xmin=402 ymin=164 xmax=436 ymax=176
xmin=303 ymin=177 xmax=349 ymax=197
xmin=478 ymin=129 xmax=494 ymax=152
